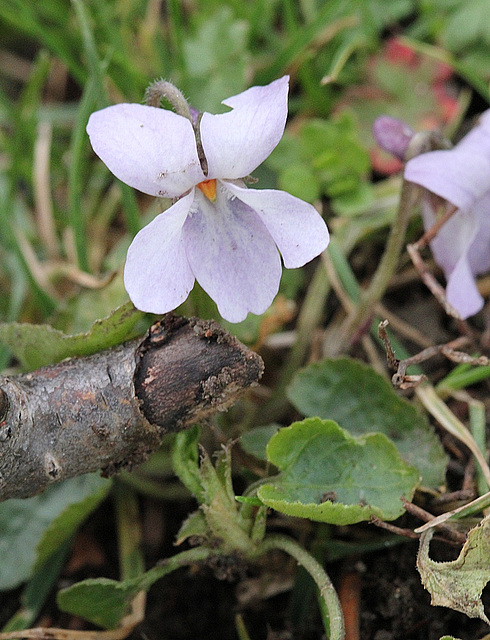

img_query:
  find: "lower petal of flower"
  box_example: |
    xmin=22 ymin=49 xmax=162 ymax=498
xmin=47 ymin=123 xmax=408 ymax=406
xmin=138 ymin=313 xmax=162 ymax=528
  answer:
xmin=421 ymin=200 xmax=485 ymax=319
xmin=124 ymin=191 xmax=196 ymax=313
xmin=223 ymin=182 xmax=329 ymax=268
xmin=422 ymin=202 xmax=478 ymax=276
xmin=467 ymin=192 xmax=490 ymax=276
xmin=446 ymin=258 xmax=484 ymax=320
xmin=183 ymin=183 xmax=282 ymax=322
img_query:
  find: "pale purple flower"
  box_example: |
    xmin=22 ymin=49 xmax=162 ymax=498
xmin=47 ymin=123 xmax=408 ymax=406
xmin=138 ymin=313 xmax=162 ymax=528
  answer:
xmin=87 ymin=77 xmax=329 ymax=322
xmin=404 ymin=110 xmax=490 ymax=319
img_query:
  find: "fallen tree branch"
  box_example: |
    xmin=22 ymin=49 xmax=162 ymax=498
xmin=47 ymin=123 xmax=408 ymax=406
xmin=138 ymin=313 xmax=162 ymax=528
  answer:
xmin=0 ymin=314 xmax=264 ymax=501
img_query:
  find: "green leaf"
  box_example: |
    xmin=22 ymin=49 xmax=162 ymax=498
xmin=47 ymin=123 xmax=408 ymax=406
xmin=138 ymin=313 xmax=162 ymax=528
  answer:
xmin=287 ymin=358 xmax=447 ymax=488
xmin=183 ymin=7 xmax=249 ymax=112
xmin=0 ymin=302 xmax=145 ymax=370
xmin=58 ymin=577 xmax=137 ymax=629
xmin=278 ymin=164 xmax=321 ymax=202
xmin=57 ymin=547 xmax=212 ymax=629
xmin=258 ymin=418 xmax=419 ymax=525
xmin=269 ymin=113 xmax=370 ymax=207
xmin=240 ymin=424 xmax=280 ymax=461
xmin=0 ymin=474 xmax=110 ymax=590
xmin=34 ymin=477 xmax=111 ymax=571
xmin=174 ymin=509 xmax=208 ymax=546
xmin=171 ymin=425 xmax=205 ymax=501
xmin=441 ymin=0 xmax=490 ymax=52
xmin=417 ymin=516 xmax=490 ymax=623
xmin=2 ymin=540 xmax=70 ymax=632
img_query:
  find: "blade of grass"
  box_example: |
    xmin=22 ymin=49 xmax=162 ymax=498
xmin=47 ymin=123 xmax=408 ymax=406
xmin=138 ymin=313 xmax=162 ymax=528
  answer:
xmin=0 ymin=1 xmax=85 ymax=86
xmin=167 ymin=0 xmax=187 ymax=79
xmin=71 ymin=0 xmax=108 ymax=108
xmin=469 ymin=400 xmax=489 ymax=496
xmin=67 ymin=76 xmax=99 ymax=272
xmin=398 ymin=36 xmax=490 ymax=103
xmin=120 ymin=183 xmax=142 ymax=238
xmin=254 ymin=0 xmax=354 ymax=84
xmin=436 ymin=363 xmax=490 ymax=394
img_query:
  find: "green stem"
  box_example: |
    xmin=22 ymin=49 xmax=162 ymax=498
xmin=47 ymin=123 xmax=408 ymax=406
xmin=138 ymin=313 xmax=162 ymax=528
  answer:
xmin=167 ymin=0 xmax=187 ymax=78
xmin=256 ymin=534 xmax=344 ymax=640
xmin=235 ymin=614 xmax=252 ymax=640
xmin=469 ymin=400 xmax=489 ymax=496
xmin=144 ymin=79 xmax=192 ymax=122
xmin=137 ymin=546 xmax=217 ymax=593
xmin=114 ymin=482 xmax=145 ymax=580
xmin=337 ymin=177 xmax=419 ymax=351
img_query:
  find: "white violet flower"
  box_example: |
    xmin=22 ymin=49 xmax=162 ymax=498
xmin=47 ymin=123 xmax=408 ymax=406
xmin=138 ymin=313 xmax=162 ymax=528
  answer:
xmin=87 ymin=76 xmax=329 ymax=322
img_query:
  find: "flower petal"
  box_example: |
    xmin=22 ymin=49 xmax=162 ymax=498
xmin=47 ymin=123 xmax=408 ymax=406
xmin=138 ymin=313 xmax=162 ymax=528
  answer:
xmin=421 ymin=200 xmax=483 ymax=319
xmin=405 ymin=148 xmax=490 ymax=212
xmin=224 ymin=182 xmax=329 ymax=268
xmin=446 ymin=257 xmax=484 ymax=319
xmin=199 ymin=76 xmax=289 ymax=180
xmin=467 ymin=192 xmax=490 ymax=276
xmin=124 ymin=192 xmax=195 ymax=313
xmin=87 ymin=104 xmax=205 ymax=198
xmin=458 ymin=110 xmax=490 ymax=162
xmin=421 ymin=202 xmax=478 ymax=276
xmin=183 ymin=184 xmax=282 ymax=322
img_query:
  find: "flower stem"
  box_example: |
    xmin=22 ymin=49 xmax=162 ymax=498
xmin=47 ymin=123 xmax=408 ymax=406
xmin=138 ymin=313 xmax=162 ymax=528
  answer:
xmin=114 ymin=482 xmax=145 ymax=580
xmin=330 ymin=129 xmax=451 ymax=354
xmin=144 ymin=79 xmax=192 ymax=122
xmin=256 ymin=534 xmax=344 ymax=640
xmin=144 ymin=79 xmax=208 ymax=175
xmin=334 ymin=177 xmax=419 ymax=353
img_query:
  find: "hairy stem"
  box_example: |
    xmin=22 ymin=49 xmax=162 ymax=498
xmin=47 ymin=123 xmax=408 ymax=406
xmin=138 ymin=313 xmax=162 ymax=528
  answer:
xmin=256 ymin=534 xmax=344 ymax=640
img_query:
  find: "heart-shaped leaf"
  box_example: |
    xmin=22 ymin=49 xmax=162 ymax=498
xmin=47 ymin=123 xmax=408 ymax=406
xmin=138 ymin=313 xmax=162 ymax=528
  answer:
xmin=258 ymin=417 xmax=420 ymax=525
xmin=288 ymin=358 xmax=447 ymax=488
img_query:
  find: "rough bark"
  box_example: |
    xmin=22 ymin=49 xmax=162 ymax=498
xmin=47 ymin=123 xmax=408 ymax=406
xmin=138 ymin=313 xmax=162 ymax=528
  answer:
xmin=0 ymin=314 xmax=263 ymax=501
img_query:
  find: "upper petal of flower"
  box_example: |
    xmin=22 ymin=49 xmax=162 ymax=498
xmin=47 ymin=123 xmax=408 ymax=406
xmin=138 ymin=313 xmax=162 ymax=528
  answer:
xmin=87 ymin=104 xmax=205 ymax=198
xmin=199 ymin=76 xmax=289 ymax=180
xmin=182 ymin=183 xmax=282 ymax=322
xmin=124 ymin=191 xmax=196 ymax=313
xmin=405 ymin=148 xmax=490 ymax=212
xmin=458 ymin=109 xmax=490 ymax=161
xmin=224 ymin=182 xmax=329 ymax=268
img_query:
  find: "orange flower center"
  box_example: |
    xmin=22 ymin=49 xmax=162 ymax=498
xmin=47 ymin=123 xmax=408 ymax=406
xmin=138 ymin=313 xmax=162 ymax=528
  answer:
xmin=197 ymin=179 xmax=217 ymax=202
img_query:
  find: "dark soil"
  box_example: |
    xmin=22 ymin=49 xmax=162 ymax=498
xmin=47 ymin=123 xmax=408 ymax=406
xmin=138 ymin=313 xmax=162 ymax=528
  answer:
xmin=1 ymin=483 xmax=490 ymax=640
xmin=360 ymin=544 xmax=490 ymax=640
